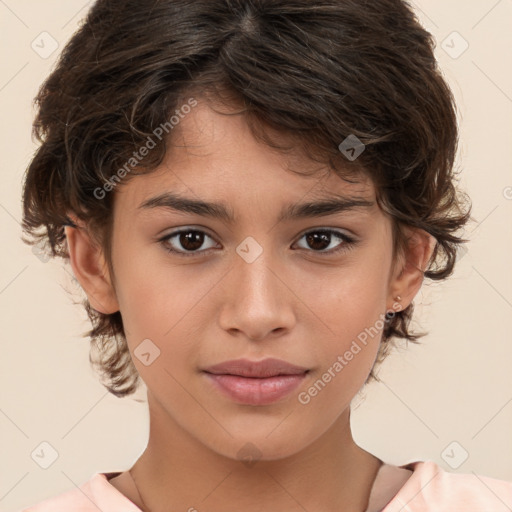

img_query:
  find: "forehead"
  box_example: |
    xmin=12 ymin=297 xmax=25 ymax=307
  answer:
xmin=113 ymin=98 xmax=377 ymax=217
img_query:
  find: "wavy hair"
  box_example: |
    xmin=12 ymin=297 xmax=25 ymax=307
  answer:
xmin=21 ymin=0 xmax=471 ymax=397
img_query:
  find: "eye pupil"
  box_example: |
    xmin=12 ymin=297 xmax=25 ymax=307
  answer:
xmin=180 ymin=231 xmax=204 ymax=251
xmin=306 ymin=232 xmax=331 ymax=251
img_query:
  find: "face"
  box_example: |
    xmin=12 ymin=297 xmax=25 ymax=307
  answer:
xmin=73 ymin=98 xmax=427 ymax=462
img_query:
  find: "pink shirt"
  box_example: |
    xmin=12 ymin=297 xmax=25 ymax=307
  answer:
xmin=20 ymin=460 xmax=512 ymax=511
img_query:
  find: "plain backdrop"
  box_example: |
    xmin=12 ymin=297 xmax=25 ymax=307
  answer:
xmin=1 ymin=0 xmax=511 ymax=510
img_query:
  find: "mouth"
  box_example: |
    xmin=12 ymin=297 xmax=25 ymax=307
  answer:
xmin=202 ymin=358 xmax=309 ymax=405
xmin=203 ymin=357 xmax=309 ymax=378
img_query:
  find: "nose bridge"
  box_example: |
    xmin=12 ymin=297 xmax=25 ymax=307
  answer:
xmin=234 ymin=235 xmax=280 ymax=306
xmin=218 ymin=235 xmax=294 ymax=339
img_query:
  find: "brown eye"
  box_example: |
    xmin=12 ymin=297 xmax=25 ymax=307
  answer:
xmin=160 ymin=229 xmax=217 ymax=256
xmin=305 ymin=232 xmax=331 ymax=251
xmin=177 ymin=231 xmax=205 ymax=251
xmin=295 ymin=229 xmax=356 ymax=255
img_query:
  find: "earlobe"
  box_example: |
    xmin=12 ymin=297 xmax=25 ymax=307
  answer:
xmin=388 ymin=228 xmax=437 ymax=311
xmin=64 ymin=219 xmax=119 ymax=315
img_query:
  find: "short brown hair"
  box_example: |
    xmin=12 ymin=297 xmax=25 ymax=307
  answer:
xmin=21 ymin=0 xmax=471 ymax=397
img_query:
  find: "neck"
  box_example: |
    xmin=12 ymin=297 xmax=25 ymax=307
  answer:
xmin=129 ymin=393 xmax=382 ymax=512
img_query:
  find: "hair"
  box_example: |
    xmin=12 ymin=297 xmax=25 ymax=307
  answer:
xmin=21 ymin=0 xmax=471 ymax=398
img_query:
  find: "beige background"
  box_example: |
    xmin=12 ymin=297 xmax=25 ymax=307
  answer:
xmin=1 ymin=0 xmax=511 ymax=510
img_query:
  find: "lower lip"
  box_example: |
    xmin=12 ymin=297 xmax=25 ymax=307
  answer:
xmin=204 ymin=372 xmax=307 ymax=405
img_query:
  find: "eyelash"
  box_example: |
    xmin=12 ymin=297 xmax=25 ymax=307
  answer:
xmin=158 ymin=228 xmax=357 ymax=258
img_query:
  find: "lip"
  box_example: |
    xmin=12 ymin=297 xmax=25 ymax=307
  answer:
xmin=203 ymin=358 xmax=309 ymax=378
xmin=202 ymin=358 xmax=309 ymax=405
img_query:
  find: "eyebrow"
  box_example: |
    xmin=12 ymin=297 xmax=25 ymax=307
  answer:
xmin=138 ymin=191 xmax=375 ymax=223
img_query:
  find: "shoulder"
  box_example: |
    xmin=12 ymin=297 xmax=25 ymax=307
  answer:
xmin=385 ymin=459 xmax=512 ymax=511
xmin=19 ymin=472 xmax=140 ymax=512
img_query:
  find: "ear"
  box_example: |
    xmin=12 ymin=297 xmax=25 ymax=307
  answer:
xmin=64 ymin=217 xmax=119 ymax=314
xmin=387 ymin=227 xmax=437 ymax=312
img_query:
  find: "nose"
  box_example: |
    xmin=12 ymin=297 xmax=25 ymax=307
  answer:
xmin=217 ymin=243 xmax=296 ymax=341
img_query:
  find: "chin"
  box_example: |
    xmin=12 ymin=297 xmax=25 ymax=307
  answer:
xmin=198 ymin=425 xmax=318 ymax=464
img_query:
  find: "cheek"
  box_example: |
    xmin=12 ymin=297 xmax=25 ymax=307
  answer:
xmin=112 ymin=248 xmax=215 ymax=371
xmin=113 ymin=225 xmax=391 ymax=383
xmin=298 ymin=252 xmax=390 ymax=343
xmin=113 ymin=242 xmax=191 ymax=332
xmin=298 ymin=293 xmax=386 ymax=414
xmin=295 ymin=252 xmax=390 ymax=389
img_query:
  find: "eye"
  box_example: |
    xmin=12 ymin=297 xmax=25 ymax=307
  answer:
xmin=159 ymin=227 xmax=357 ymax=258
xmin=294 ymin=229 xmax=356 ymax=255
xmin=159 ymin=228 xmax=218 ymax=257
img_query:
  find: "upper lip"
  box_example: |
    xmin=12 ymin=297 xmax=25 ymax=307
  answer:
xmin=203 ymin=358 xmax=309 ymax=378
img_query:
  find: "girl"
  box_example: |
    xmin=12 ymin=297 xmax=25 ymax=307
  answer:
xmin=20 ymin=0 xmax=512 ymax=510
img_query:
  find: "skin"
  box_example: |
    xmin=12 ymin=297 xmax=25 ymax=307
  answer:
xmin=65 ymin=98 xmax=435 ymax=512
